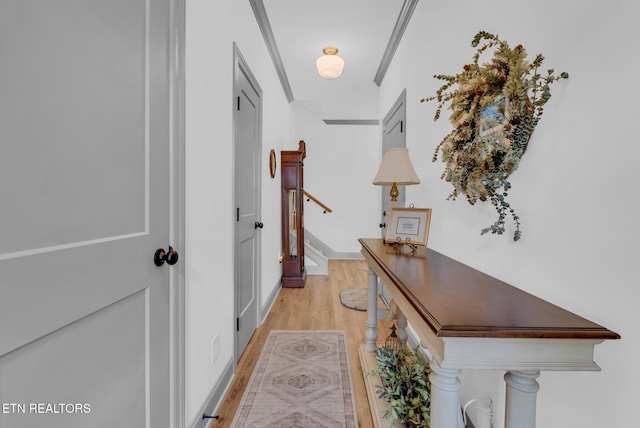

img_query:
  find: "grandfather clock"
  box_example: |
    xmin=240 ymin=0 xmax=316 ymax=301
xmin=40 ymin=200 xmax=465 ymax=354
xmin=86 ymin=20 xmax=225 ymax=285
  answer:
xmin=281 ymin=141 xmax=306 ymax=288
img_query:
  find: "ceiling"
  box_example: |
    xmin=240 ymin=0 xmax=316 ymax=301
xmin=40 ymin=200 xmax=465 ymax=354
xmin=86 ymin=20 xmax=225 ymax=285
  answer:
xmin=252 ymin=0 xmax=418 ymax=120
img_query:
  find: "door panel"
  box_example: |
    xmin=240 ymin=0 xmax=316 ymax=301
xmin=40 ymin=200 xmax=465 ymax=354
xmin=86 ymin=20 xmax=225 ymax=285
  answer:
xmin=234 ymin=48 xmax=262 ymax=359
xmin=239 ymin=237 xmax=256 ymax=319
xmin=0 ymin=291 xmax=148 ymax=427
xmin=0 ymin=1 xmax=172 ymax=427
xmin=1 ymin=0 xmax=147 ymax=255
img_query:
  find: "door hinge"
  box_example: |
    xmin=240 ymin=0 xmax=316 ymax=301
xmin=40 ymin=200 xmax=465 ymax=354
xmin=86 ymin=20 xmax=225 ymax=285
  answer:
xmin=400 ymin=120 xmax=404 ymax=133
xmin=236 ymin=207 xmax=240 ymax=221
xmin=236 ymin=318 xmax=240 ymax=332
xmin=237 ymin=96 xmax=240 ymax=111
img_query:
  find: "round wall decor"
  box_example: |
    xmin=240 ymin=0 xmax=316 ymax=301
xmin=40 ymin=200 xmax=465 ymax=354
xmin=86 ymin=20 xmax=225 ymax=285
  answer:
xmin=269 ymin=149 xmax=276 ymax=178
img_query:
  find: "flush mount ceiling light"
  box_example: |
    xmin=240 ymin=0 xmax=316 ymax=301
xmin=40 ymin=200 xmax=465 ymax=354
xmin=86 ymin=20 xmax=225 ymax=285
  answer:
xmin=316 ymin=46 xmax=345 ymax=79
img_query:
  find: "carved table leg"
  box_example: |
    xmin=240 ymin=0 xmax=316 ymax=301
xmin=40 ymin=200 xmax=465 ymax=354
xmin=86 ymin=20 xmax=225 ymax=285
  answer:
xmin=504 ymin=370 xmax=540 ymax=428
xmin=429 ymin=361 xmax=465 ymax=428
xmin=365 ymin=267 xmax=378 ymax=352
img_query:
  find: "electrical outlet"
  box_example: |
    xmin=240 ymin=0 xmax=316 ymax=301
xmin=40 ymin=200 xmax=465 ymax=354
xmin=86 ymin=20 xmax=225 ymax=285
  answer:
xmin=211 ymin=335 xmax=220 ymax=365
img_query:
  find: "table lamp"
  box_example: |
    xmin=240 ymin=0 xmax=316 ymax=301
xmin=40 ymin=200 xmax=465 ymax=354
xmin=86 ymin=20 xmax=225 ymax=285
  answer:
xmin=373 ymin=147 xmax=420 ymax=203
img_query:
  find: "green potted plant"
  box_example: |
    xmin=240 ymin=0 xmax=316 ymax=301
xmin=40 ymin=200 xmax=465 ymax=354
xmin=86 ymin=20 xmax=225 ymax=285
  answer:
xmin=370 ymin=346 xmax=431 ymax=427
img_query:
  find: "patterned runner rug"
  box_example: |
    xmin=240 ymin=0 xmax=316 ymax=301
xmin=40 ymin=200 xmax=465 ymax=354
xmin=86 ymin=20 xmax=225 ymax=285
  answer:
xmin=230 ymin=330 xmax=358 ymax=428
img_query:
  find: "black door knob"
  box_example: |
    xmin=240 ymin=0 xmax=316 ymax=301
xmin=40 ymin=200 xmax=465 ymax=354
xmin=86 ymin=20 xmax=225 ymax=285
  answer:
xmin=255 ymin=222 xmax=264 ymax=229
xmin=154 ymin=246 xmax=179 ymax=266
xmin=380 ymin=223 xmax=387 ymax=228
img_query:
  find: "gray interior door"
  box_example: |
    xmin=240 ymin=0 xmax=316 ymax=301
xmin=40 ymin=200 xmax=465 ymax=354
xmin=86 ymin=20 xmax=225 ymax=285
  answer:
xmin=381 ymin=89 xmax=407 ymax=234
xmin=234 ymin=46 xmax=262 ymax=360
xmin=0 ymin=1 xmax=174 ymax=427
xmin=379 ymin=89 xmax=407 ymax=305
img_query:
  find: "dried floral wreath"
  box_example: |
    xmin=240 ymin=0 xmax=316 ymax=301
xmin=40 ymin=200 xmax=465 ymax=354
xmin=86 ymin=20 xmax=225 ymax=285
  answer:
xmin=421 ymin=31 xmax=568 ymax=241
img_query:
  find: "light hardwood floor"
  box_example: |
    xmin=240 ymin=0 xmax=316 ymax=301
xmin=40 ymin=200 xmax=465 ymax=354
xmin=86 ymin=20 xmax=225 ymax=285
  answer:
xmin=213 ymin=259 xmax=394 ymax=427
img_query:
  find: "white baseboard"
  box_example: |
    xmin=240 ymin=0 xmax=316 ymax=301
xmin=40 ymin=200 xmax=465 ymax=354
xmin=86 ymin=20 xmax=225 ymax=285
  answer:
xmin=188 ymin=358 xmax=234 ymax=428
xmin=261 ymin=278 xmax=281 ymax=323
xmin=332 ymin=252 xmax=364 ymax=260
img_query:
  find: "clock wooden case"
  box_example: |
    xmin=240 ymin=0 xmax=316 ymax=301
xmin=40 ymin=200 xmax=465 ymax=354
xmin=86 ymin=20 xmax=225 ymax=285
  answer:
xmin=281 ymin=141 xmax=306 ymax=288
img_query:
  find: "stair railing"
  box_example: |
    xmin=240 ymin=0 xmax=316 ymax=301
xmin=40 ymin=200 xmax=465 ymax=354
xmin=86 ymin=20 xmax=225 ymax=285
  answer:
xmin=302 ymin=189 xmax=332 ymax=214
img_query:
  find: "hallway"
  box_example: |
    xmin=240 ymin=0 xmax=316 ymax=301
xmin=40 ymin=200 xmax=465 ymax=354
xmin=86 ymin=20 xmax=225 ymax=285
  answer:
xmin=215 ymin=260 xmax=394 ymax=426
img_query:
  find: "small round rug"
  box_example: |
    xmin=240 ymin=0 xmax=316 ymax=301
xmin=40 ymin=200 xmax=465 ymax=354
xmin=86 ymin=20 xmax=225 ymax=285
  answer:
xmin=339 ymin=287 xmax=367 ymax=311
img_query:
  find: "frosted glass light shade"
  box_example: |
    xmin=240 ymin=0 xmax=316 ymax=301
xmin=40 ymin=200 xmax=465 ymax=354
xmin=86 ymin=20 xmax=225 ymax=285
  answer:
xmin=373 ymin=148 xmax=421 ymax=186
xmin=316 ymin=46 xmax=345 ymax=79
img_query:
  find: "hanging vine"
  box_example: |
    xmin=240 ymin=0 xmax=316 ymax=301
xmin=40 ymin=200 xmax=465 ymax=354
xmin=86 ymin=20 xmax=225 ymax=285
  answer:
xmin=421 ymin=31 xmax=568 ymax=241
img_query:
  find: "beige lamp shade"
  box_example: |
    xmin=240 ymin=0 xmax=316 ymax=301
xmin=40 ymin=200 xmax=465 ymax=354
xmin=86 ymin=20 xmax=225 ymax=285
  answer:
xmin=316 ymin=46 xmax=345 ymax=79
xmin=373 ymin=147 xmax=420 ymax=202
xmin=373 ymin=147 xmax=420 ymax=185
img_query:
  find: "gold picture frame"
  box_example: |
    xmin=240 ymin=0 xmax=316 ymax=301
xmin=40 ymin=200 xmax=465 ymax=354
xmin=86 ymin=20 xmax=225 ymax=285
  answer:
xmin=385 ymin=208 xmax=432 ymax=246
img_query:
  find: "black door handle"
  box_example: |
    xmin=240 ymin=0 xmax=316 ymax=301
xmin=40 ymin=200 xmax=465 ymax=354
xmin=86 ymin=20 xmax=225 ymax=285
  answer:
xmin=255 ymin=222 xmax=264 ymax=229
xmin=154 ymin=246 xmax=179 ymax=266
xmin=380 ymin=223 xmax=386 ymax=228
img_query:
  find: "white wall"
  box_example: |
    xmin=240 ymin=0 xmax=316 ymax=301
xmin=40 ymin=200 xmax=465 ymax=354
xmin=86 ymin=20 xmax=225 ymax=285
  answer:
xmin=290 ymin=101 xmax=380 ymax=253
xmin=380 ymin=1 xmax=639 ymax=427
xmin=185 ymin=0 xmax=290 ymax=423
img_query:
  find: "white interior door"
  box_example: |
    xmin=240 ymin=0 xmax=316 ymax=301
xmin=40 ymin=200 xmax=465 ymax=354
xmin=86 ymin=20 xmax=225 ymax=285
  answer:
xmin=0 ymin=1 xmax=175 ymax=427
xmin=234 ymin=46 xmax=262 ymax=360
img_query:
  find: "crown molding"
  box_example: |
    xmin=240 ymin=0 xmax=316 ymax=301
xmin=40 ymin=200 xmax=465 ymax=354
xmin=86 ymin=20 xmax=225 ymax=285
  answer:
xmin=249 ymin=0 xmax=295 ymax=103
xmin=373 ymin=0 xmax=419 ymax=86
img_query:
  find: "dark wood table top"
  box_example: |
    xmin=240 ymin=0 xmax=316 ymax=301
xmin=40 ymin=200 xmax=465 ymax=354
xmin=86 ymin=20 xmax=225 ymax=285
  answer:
xmin=359 ymin=238 xmax=620 ymax=340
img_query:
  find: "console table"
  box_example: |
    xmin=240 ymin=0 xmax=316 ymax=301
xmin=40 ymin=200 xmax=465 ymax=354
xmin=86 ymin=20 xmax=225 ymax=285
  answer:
xmin=358 ymin=238 xmax=619 ymax=428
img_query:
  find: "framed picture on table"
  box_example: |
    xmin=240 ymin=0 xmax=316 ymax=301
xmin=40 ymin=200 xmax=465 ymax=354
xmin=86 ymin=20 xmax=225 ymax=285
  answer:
xmin=385 ymin=208 xmax=432 ymax=246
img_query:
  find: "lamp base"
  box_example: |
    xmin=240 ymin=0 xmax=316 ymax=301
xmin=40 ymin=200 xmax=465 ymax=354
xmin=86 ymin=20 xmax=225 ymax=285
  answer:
xmin=389 ymin=183 xmax=399 ymax=202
